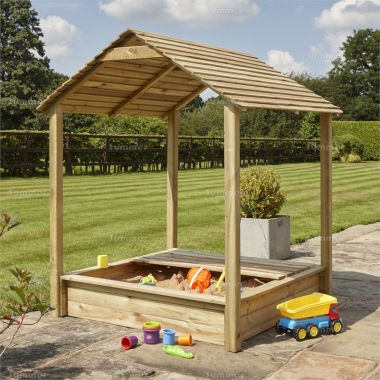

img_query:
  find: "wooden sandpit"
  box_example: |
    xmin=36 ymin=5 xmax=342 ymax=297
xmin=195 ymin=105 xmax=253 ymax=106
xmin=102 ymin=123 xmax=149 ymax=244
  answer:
xmin=61 ymin=249 xmax=325 ymax=345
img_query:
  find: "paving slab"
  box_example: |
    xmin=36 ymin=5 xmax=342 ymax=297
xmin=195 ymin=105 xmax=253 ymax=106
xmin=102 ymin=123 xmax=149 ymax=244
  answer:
xmin=123 ymin=337 xmax=285 ymax=380
xmin=311 ymin=319 xmax=380 ymax=362
xmin=265 ymin=351 xmax=378 ymax=380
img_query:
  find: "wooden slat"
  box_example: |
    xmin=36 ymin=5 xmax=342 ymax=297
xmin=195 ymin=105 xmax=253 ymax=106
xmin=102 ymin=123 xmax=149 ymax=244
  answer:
xmin=82 ymin=81 xmax=140 ymax=93
xmin=110 ymin=64 xmax=176 ymax=115
xmin=62 ymin=105 xmax=166 ymax=117
xmin=141 ymin=254 xmax=293 ymax=276
xmin=61 ymin=274 xmax=226 ymax=305
xmin=77 ymin=86 xmax=132 ymax=98
xmin=118 ymin=109 xmax=168 ymax=117
xmin=155 ymin=249 xmax=311 ymax=271
xmin=68 ymin=287 xmax=224 ymax=326
xmin=130 ymin=97 xmax=178 ymax=107
xmin=63 ymin=100 xmax=121 ymax=108
xmin=131 ymin=257 xmax=286 ymax=280
xmin=67 ymin=300 xmax=224 ymax=345
xmin=236 ymin=102 xmax=341 ymax=113
xmin=87 ymin=74 xmax=148 ymax=86
xmin=62 ymin=105 xmax=113 ymax=114
xmin=134 ymin=249 xmax=301 ymax=272
xmin=66 ymin=93 xmax=126 ymax=103
xmin=146 ymin=87 xmax=194 ymax=97
xmin=96 ymin=67 xmax=163 ymax=80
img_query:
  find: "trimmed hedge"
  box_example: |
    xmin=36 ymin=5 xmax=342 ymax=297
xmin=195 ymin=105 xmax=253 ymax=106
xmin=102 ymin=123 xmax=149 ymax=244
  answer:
xmin=1 ymin=131 xmax=320 ymax=177
xmin=332 ymin=121 xmax=380 ymax=160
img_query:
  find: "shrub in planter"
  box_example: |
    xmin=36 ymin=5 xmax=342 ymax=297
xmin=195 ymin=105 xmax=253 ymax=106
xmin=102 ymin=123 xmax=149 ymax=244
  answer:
xmin=240 ymin=167 xmax=289 ymax=260
xmin=333 ymin=134 xmax=364 ymax=163
xmin=240 ymin=167 xmax=285 ymax=219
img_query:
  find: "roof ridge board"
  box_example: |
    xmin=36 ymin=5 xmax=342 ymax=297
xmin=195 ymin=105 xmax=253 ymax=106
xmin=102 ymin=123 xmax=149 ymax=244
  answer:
xmin=132 ymin=29 xmax=258 ymax=60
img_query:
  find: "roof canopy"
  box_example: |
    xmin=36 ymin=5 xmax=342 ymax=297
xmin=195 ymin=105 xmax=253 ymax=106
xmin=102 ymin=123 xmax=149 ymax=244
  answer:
xmin=38 ymin=29 xmax=342 ymax=117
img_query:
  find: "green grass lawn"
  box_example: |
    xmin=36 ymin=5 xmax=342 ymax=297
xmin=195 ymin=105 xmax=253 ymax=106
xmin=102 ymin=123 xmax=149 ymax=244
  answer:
xmin=0 ymin=162 xmax=379 ymax=302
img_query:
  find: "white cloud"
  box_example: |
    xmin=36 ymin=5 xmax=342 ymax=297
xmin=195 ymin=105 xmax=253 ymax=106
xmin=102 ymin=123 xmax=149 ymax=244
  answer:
xmin=314 ymin=0 xmax=380 ymax=52
xmin=200 ymin=88 xmax=218 ymax=100
xmin=40 ymin=16 xmax=79 ymax=59
xmin=98 ymin=0 xmax=259 ymax=26
xmin=266 ymin=50 xmax=309 ymax=74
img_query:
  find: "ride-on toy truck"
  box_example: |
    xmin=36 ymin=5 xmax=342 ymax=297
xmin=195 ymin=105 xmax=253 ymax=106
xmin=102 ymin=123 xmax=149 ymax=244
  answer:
xmin=275 ymin=292 xmax=343 ymax=341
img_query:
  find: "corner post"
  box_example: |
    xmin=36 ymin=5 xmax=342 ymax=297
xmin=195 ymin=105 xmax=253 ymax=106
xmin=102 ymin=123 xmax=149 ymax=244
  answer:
xmin=49 ymin=103 xmax=64 ymax=316
xmin=224 ymin=103 xmax=241 ymax=352
xmin=320 ymin=113 xmax=333 ymax=294
xmin=167 ymin=110 xmax=179 ymax=249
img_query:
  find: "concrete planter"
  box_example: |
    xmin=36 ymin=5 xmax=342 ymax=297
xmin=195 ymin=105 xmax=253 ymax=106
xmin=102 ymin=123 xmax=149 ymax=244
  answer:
xmin=240 ymin=215 xmax=291 ymax=260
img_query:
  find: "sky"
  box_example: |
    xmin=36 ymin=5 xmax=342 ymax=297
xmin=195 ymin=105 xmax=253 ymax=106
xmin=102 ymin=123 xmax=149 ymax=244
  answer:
xmin=30 ymin=0 xmax=380 ymax=99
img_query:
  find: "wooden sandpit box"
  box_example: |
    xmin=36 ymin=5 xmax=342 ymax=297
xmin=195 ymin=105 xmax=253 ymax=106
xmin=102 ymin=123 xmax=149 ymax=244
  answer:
xmin=61 ymin=249 xmax=325 ymax=345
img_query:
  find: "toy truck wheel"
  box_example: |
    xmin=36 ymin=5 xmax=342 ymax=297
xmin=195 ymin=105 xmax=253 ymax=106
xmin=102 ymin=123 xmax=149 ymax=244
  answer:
xmin=275 ymin=321 xmax=285 ymax=334
xmin=330 ymin=320 xmax=343 ymax=334
xmin=293 ymin=326 xmax=307 ymax=341
xmin=306 ymin=324 xmax=320 ymax=338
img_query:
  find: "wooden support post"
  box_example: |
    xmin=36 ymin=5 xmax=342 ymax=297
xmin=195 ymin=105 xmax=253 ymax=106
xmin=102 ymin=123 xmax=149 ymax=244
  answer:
xmin=167 ymin=110 xmax=179 ymax=249
xmin=320 ymin=113 xmax=333 ymax=294
xmin=49 ymin=104 xmax=64 ymax=317
xmin=224 ymin=103 xmax=241 ymax=352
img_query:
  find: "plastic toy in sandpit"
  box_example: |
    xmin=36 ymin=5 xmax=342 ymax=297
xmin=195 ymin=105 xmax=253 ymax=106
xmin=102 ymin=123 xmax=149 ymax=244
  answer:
xmin=140 ymin=274 xmax=157 ymax=286
xmin=187 ymin=267 xmax=211 ymax=293
xmin=212 ymin=268 xmax=226 ymax=292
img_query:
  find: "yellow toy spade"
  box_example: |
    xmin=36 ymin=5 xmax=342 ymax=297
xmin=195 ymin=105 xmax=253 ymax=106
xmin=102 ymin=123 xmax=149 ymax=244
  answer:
xmin=213 ymin=268 xmax=226 ymax=292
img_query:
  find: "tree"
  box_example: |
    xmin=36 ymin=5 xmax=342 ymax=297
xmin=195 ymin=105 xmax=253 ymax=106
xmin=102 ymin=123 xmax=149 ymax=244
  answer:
xmin=0 ymin=0 xmax=52 ymax=130
xmin=298 ymin=112 xmax=320 ymax=139
xmin=328 ymin=29 xmax=380 ymax=120
xmin=179 ymin=98 xmax=224 ymax=136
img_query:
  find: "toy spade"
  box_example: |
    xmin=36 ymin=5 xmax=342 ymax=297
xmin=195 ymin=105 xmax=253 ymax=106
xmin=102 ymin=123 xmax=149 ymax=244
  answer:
xmin=163 ymin=345 xmax=193 ymax=359
xmin=213 ymin=268 xmax=226 ymax=292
